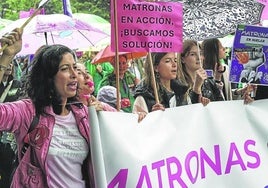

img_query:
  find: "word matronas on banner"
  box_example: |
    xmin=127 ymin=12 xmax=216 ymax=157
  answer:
xmin=230 ymin=24 xmax=268 ymax=85
xmin=110 ymin=0 xmax=183 ymax=52
xmin=90 ymin=100 xmax=268 ymax=187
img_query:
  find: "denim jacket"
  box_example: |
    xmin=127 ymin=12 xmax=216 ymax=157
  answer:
xmin=0 ymin=99 xmax=94 ymax=188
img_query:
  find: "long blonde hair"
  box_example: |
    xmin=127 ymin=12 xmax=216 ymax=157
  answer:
xmin=180 ymin=40 xmax=200 ymax=89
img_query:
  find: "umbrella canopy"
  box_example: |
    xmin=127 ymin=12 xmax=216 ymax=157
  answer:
xmin=0 ymin=14 xmax=109 ymax=55
xmin=182 ymin=0 xmax=264 ymax=40
xmin=73 ymin=13 xmax=111 ymax=35
xmin=258 ymin=0 xmax=268 ymax=20
xmin=73 ymin=13 xmax=111 ymax=52
xmin=87 ymin=37 xmax=110 ymax=52
xmin=218 ymin=34 xmax=235 ymax=48
xmin=0 ymin=18 xmax=13 ymax=31
xmin=91 ymin=45 xmax=147 ymax=64
xmin=262 ymin=20 xmax=268 ymax=27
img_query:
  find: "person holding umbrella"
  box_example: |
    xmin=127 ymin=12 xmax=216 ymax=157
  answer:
xmin=0 ymin=29 xmax=95 ymax=187
xmin=0 ymin=28 xmax=23 ymax=188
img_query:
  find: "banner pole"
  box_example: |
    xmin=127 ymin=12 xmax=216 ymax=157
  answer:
xmin=112 ymin=0 xmax=120 ymax=111
xmin=148 ymin=52 xmax=159 ymax=103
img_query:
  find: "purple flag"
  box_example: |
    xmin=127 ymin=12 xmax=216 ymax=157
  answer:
xmin=62 ymin=0 xmax=73 ymax=17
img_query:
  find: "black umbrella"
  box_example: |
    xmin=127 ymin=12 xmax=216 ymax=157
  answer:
xmin=182 ymin=0 xmax=264 ymax=40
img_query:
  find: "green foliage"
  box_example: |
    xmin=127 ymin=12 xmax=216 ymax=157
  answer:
xmin=0 ymin=0 xmax=110 ymax=21
xmin=71 ymin=0 xmax=110 ymax=20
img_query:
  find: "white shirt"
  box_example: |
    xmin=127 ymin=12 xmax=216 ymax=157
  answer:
xmin=47 ymin=111 xmax=89 ymax=188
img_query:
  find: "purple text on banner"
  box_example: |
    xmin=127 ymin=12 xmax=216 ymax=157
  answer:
xmin=230 ymin=24 xmax=268 ymax=86
xmin=110 ymin=0 xmax=183 ymax=53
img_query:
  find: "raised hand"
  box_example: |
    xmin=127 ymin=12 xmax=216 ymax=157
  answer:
xmin=193 ymin=68 xmax=207 ymax=94
xmin=0 ymin=28 xmax=23 ymax=56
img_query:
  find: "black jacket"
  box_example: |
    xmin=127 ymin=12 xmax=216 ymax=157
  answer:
xmin=255 ymin=85 xmax=268 ymax=100
xmin=134 ymin=79 xmax=199 ymax=112
xmin=0 ymin=76 xmax=22 ymax=103
xmin=202 ymin=78 xmax=224 ymax=101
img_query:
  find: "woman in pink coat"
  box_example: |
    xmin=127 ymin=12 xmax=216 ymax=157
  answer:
xmin=0 ymin=29 xmax=94 ymax=187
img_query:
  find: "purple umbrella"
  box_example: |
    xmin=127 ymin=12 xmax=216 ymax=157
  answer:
xmin=0 ymin=14 xmax=109 ymax=55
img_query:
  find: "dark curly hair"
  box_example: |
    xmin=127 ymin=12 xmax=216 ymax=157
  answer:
xmin=25 ymin=44 xmax=81 ymax=116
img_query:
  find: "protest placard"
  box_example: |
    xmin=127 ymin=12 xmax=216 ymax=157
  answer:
xmin=230 ymin=24 xmax=268 ymax=85
xmin=110 ymin=0 xmax=183 ymax=52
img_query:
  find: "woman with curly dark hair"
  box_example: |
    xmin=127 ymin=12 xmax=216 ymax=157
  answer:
xmin=0 ymin=29 xmax=94 ymax=188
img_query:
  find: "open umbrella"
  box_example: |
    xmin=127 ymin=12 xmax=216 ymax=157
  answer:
xmin=218 ymin=34 xmax=235 ymax=48
xmin=91 ymin=45 xmax=147 ymax=64
xmin=0 ymin=14 xmax=109 ymax=55
xmin=258 ymin=0 xmax=268 ymax=20
xmin=73 ymin=13 xmax=111 ymax=52
xmin=86 ymin=37 xmax=110 ymax=52
xmin=0 ymin=18 xmax=13 ymax=31
xmin=182 ymin=0 xmax=264 ymax=40
xmin=73 ymin=13 xmax=111 ymax=35
xmin=262 ymin=20 xmax=268 ymax=27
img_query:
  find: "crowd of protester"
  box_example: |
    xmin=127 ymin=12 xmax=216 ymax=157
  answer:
xmin=0 ymin=27 xmax=267 ymax=187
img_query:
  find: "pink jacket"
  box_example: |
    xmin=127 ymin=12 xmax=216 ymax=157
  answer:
xmin=0 ymin=99 xmax=95 ymax=188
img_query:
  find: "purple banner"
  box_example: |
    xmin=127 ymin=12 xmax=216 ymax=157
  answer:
xmin=230 ymin=24 xmax=268 ymax=85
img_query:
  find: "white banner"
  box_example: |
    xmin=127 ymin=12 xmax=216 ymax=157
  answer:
xmin=89 ymin=99 xmax=268 ymax=188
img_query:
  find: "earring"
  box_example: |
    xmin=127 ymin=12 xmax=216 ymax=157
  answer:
xmin=49 ymin=89 xmax=54 ymax=99
xmin=155 ymin=72 xmax=160 ymax=80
